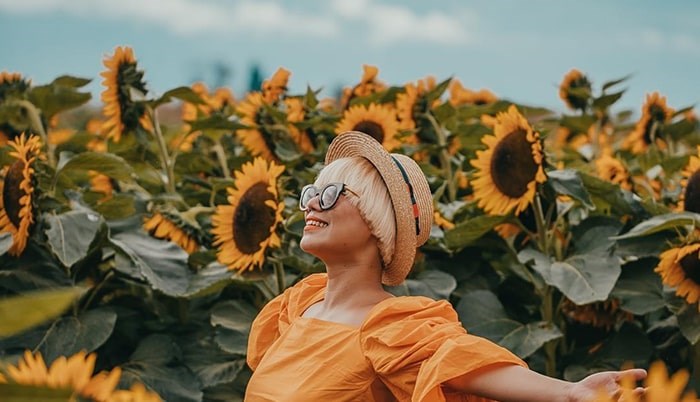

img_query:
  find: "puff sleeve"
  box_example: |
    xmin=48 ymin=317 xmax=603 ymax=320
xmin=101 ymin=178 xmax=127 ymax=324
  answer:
xmin=360 ymin=297 xmax=526 ymax=402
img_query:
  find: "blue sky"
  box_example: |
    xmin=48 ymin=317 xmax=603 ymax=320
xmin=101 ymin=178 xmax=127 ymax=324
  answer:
xmin=0 ymin=0 xmax=698 ymax=114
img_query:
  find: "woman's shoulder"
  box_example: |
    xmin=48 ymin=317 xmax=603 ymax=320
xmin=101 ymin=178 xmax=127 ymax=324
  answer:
xmin=361 ymin=295 xmax=459 ymax=332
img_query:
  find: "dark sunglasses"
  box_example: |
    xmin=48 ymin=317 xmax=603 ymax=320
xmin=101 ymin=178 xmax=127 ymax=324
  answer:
xmin=299 ymin=182 xmax=359 ymax=211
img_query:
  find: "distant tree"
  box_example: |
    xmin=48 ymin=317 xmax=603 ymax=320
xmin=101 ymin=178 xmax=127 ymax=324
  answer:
xmin=248 ymin=63 xmax=264 ymax=93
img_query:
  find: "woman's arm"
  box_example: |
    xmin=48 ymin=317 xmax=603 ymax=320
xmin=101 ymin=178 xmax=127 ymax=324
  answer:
xmin=444 ymin=364 xmax=646 ymax=402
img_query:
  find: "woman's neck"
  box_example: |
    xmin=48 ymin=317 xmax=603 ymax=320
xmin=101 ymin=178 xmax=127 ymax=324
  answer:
xmin=323 ymin=262 xmax=387 ymax=310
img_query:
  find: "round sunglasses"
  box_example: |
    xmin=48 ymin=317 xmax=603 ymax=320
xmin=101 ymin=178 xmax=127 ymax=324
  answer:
xmin=299 ymin=182 xmax=359 ymax=211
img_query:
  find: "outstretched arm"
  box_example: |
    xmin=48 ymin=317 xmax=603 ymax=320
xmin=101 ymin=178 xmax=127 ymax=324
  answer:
xmin=444 ymin=364 xmax=646 ymax=402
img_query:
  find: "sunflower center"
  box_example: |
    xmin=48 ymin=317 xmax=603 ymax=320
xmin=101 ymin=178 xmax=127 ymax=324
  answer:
xmin=490 ymin=129 xmax=538 ymax=198
xmin=233 ymin=182 xmax=276 ymax=255
xmin=684 ymin=170 xmax=700 ymax=213
xmin=353 ymin=120 xmax=385 ymax=144
xmin=2 ymin=161 xmax=27 ymax=228
xmin=679 ymin=250 xmax=700 ymax=285
xmin=649 ymin=105 xmax=667 ymax=123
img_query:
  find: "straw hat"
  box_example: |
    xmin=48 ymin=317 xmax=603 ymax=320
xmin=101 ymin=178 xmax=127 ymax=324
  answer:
xmin=325 ymin=131 xmax=433 ymax=285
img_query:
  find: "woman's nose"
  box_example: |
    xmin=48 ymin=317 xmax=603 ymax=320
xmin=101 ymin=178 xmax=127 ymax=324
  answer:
xmin=305 ymin=192 xmax=322 ymax=211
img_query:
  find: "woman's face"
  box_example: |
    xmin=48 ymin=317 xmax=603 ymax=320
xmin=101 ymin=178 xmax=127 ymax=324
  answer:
xmin=299 ymin=184 xmax=376 ymax=262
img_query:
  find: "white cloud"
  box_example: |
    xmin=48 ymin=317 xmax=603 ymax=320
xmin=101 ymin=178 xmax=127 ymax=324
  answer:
xmin=0 ymin=0 xmax=338 ymax=37
xmin=617 ymin=29 xmax=700 ymax=53
xmin=330 ymin=0 xmax=474 ymax=46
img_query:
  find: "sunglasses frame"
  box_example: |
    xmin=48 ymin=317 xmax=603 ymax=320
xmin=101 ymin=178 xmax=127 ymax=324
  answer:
xmin=299 ymin=182 xmax=358 ymax=211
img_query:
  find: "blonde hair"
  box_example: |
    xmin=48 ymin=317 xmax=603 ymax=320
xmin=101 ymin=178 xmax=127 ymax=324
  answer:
xmin=316 ymin=157 xmax=396 ymax=266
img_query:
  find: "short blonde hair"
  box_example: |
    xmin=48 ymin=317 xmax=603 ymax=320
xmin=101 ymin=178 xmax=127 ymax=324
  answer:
xmin=316 ymin=157 xmax=396 ymax=266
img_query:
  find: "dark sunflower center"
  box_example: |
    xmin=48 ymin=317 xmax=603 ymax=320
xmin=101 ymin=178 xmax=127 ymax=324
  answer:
xmin=649 ymin=105 xmax=667 ymax=123
xmin=254 ymin=108 xmax=278 ymax=155
xmin=684 ymin=170 xmax=700 ymax=213
xmin=2 ymin=161 xmax=27 ymax=228
xmin=232 ymin=182 xmax=276 ymax=254
xmin=117 ymin=62 xmax=147 ymax=131
xmin=353 ymin=120 xmax=384 ymax=144
xmin=490 ymin=129 xmax=538 ymax=198
xmin=679 ymin=250 xmax=700 ymax=285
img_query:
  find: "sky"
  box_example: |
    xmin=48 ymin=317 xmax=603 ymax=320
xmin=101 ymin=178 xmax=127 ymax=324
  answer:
xmin=0 ymin=0 xmax=698 ymax=115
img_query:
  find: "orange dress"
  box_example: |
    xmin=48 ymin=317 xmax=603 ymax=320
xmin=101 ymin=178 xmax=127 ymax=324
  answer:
xmin=246 ymin=274 xmax=526 ymax=401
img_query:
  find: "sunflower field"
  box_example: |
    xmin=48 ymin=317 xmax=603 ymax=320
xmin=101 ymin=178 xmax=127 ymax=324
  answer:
xmin=0 ymin=46 xmax=699 ymax=401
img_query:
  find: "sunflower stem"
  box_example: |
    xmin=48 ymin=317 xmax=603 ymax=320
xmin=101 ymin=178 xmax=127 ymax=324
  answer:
xmin=274 ymin=260 xmax=286 ymax=295
xmin=148 ymin=106 xmax=176 ymax=194
xmin=213 ymin=140 xmax=231 ymax=179
xmin=81 ymin=270 xmax=115 ymax=313
xmin=425 ymin=112 xmax=456 ymax=202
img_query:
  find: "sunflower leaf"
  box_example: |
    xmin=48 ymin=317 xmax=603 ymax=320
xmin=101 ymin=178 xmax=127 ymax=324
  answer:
xmin=547 ymin=169 xmax=595 ymax=209
xmin=592 ymin=90 xmax=625 ymax=111
xmin=0 ymin=383 xmax=73 ymax=401
xmin=444 ymin=215 xmax=507 ymax=250
xmin=677 ymin=303 xmax=700 ymax=344
xmin=152 ymin=86 xmax=206 ymax=107
xmin=211 ymin=300 xmax=258 ymax=355
xmin=189 ymin=114 xmax=247 ymax=132
xmin=611 ymin=258 xmax=664 ymax=315
xmin=518 ymin=248 xmax=620 ymax=304
xmin=55 ymin=151 xmax=134 ymax=183
xmin=38 ymin=308 xmax=117 ymax=364
xmin=50 ymin=75 xmax=92 ymax=88
xmin=44 ymin=211 xmax=103 ymax=268
xmin=456 ymin=290 xmax=562 ymax=358
xmin=27 ymin=84 xmax=91 ymax=118
xmin=402 ymin=270 xmax=457 ymax=300
xmin=0 ymin=287 xmax=84 ymax=338
xmin=601 ymin=74 xmax=633 ymax=91
xmin=611 ymin=212 xmax=700 ymax=240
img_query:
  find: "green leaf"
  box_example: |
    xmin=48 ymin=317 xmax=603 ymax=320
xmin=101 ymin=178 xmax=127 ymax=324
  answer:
xmin=44 ymin=211 xmax=103 ymax=267
xmin=51 ymin=75 xmax=92 ymax=88
xmin=592 ymin=90 xmax=625 ymax=110
xmin=404 ymin=270 xmax=457 ymax=300
xmin=56 ymin=152 xmax=134 ymax=183
xmin=424 ymin=77 xmax=451 ymax=104
xmin=518 ymin=249 xmax=620 ymax=304
xmin=456 ymin=290 xmax=561 ymax=358
xmin=93 ymin=194 xmax=136 ymax=220
xmin=547 ymin=169 xmax=595 ymax=209
xmin=27 ymin=85 xmax=91 ymax=118
xmin=39 ymin=308 xmax=117 ymax=363
xmin=111 ymin=232 xmax=232 ymax=298
xmin=579 ymin=172 xmax=645 ymax=216
xmin=0 ymin=232 xmax=12 ymax=256
xmin=211 ymin=300 xmax=258 ymax=355
xmin=153 ymin=86 xmax=206 ymax=107
xmin=0 ymin=384 xmax=72 ymax=401
xmin=611 ymin=258 xmax=664 ymax=315
xmin=602 ymin=74 xmax=632 ymax=91
xmin=572 ymin=216 xmax=623 ymax=255
xmin=560 ymin=115 xmax=597 ymax=133
xmin=612 ymin=212 xmax=700 ymax=240
xmin=190 ymin=115 xmax=247 ymax=132
xmin=444 ymin=215 xmax=507 ymax=249
xmin=121 ymin=334 xmax=203 ymax=402
xmin=677 ymin=303 xmax=700 ymax=344
xmin=0 ymin=287 xmax=83 ymax=338
xmin=180 ymin=330 xmax=247 ymax=388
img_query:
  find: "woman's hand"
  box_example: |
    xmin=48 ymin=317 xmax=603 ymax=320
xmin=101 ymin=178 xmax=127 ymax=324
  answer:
xmin=567 ymin=369 xmax=646 ymax=402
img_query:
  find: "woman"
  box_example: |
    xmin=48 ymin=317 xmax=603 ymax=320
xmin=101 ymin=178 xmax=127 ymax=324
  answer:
xmin=245 ymin=131 xmax=645 ymax=401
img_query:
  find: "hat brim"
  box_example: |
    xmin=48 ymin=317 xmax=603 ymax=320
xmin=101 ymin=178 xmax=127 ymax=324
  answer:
xmin=325 ymin=131 xmax=416 ymax=286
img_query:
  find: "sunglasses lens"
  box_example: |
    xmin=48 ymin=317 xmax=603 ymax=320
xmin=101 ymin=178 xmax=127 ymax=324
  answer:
xmin=300 ymin=186 xmax=317 ymax=209
xmin=320 ymin=184 xmax=340 ymax=209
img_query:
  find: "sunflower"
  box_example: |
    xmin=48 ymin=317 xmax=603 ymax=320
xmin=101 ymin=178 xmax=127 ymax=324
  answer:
xmin=678 ymin=146 xmax=700 ymax=212
xmin=47 ymin=128 xmax=76 ymax=146
xmin=89 ymin=171 xmax=115 ymax=202
xmin=284 ymin=97 xmax=314 ymax=153
xmin=470 ymin=105 xmax=546 ymax=216
xmin=560 ymin=298 xmax=633 ymax=330
xmin=395 ymin=77 xmax=441 ymax=131
xmin=236 ymin=92 xmax=276 ymax=160
xmin=100 ymin=46 xmax=151 ymax=143
xmin=143 ymin=211 xmax=203 ymax=254
xmin=623 ymin=92 xmax=674 ymax=154
xmin=595 ymin=154 xmax=632 ymax=191
xmin=559 ymin=69 xmax=591 ymax=111
xmin=433 ymin=211 xmax=455 ymax=230
xmin=655 ymin=243 xmax=700 ymax=308
xmin=85 ymin=118 xmax=108 ymax=153
xmin=211 ymin=157 xmax=284 ymax=272
xmin=262 ymin=67 xmax=291 ymax=104
xmin=340 ymin=65 xmax=387 ymax=109
xmin=177 ymin=82 xmax=235 ymax=152
xmin=0 ymin=350 xmax=122 ymax=401
xmin=0 ymin=71 xmax=30 ymax=102
xmin=335 ymin=103 xmax=402 ymax=151
xmin=591 ymin=361 xmax=696 ymax=402
xmin=449 ymin=80 xmax=498 ymax=106
xmin=0 ymin=134 xmax=41 ymax=256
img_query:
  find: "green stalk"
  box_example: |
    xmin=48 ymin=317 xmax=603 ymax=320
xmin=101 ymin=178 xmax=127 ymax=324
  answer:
xmin=213 ymin=140 xmax=231 ymax=179
xmin=274 ymin=260 xmax=286 ymax=295
xmin=148 ymin=106 xmax=176 ymax=194
xmin=425 ymin=112 xmax=456 ymax=202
